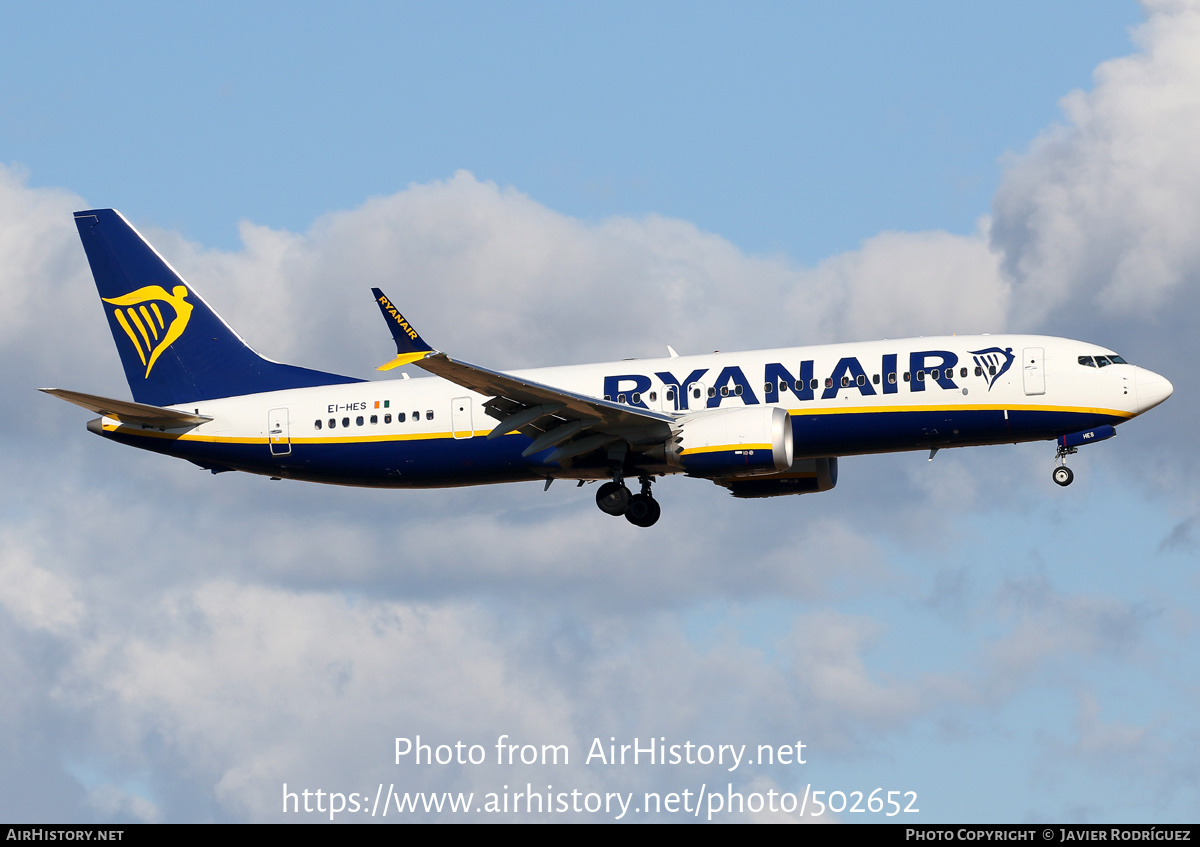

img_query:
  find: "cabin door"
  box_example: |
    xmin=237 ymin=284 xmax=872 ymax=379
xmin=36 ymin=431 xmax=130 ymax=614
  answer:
xmin=268 ymin=407 xmax=291 ymax=455
xmin=1022 ymin=347 xmax=1046 ymax=396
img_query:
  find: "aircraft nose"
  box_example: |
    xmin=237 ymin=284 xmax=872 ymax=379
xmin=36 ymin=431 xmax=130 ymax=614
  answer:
xmin=1134 ymin=367 xmax=1173 ymax=414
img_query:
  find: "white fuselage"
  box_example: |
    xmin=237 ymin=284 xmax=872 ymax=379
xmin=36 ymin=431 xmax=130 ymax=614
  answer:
xmin=96 ymin=334 xmax=1172 ymax=488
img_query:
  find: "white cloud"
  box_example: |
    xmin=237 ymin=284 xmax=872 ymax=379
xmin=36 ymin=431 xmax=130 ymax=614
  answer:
xmin=124 ymin=169 xmax=1011 ymax=384
xmin=0 ymin=537 xmax=84 ymax=635
xmin=85 ymin=783 xmax=161 ymax=824
xmin=5 ymin=577 xmax=953 ymax=821
xmin=993 ymin=0 xmax=1200 ymax=329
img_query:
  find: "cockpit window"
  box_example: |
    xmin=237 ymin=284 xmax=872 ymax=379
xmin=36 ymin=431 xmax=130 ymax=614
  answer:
xmin=1081 ymin=353 xmax=1129 ymax=368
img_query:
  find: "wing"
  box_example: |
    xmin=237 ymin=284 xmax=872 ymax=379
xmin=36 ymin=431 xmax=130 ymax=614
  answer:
xmin=371 ymin=290 xmax=673 ymax=465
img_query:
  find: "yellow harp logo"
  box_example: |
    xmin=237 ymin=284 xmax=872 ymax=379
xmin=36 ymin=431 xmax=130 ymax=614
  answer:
xmin=102 ymin=285 xmax=194 ymax=378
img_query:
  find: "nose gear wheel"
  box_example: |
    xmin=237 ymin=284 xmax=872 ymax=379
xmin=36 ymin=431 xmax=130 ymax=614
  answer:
xmin=1053 ymin=444 xmax=1077 ymax=487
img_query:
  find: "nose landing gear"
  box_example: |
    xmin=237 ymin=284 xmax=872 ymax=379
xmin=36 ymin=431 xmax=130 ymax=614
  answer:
xmin=594 ymin=470 xmax=661 ymax=526
xmin=1053 ymin=444 xmax=1076 ymax=487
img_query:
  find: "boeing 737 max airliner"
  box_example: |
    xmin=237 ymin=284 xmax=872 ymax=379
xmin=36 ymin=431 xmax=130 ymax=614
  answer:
xmin=42 ymin=209 xmax=1174 ymax=527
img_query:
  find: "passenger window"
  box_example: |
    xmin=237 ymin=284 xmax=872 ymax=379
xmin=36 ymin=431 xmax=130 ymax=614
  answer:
xmin=975 ymin=366 xmax=983 ymax=376
xmin=328 ymin=418 xmax=336 ymax=429
xmin=720 ymin=386 xmax=729 ymax=396
xmin=342 ymin=417 xmax=350 ymax=427
xmin=398 ymin=412 xmax=406 ymax=422
xmin=825 ymin=378 xmax=834 ymax=389
xmin=708 ymin=387 xmax=716 ymax=397
xmin=988 ymin=365 xmax=996 ymax=375
xmin=793 ymin=380 xmax=803 ymax=392
xmin=857 ymin=375 xmax=866 ymax=386
xmin=764 ymin=383 xmax=773 ymax=394
xmin=384 ymin=414 xmax=392 ymax=424
xmin=648 ymin=391 xmax=657 ymax=402
xmin=632 ymin=393 xmax=641 ymax=404
xmin=618 ymin=394 xmax=626 ymax=403
xmin=666 ymin=389 xmax=675 ymax=401
xmin=810 ymin=378 xmax=819 ymax=390
xmin=931 ymin=369 xmax=940 ymax=380
xmin=960 ymin=367 xmax=968 ymax=378
xmin=734 ymin=385 xmax=743 ymax=396
xmin=413 ymin=411 xmax=419 ymax=420
xmin=314 ymin=420 xmax=322 ymax=430
xmin=903 ymin=372 xmax=911 ymax=382
xmin=693 ymin=388 xmax=702 ymax=399
xmin=888 ymin=373 xmax=896 ymax=384
xmin=872 ymin=374 xmax=880 ymax=384
xmin=917 ymin=371 xmax=925 ymax=381
xmin=426 ymin=411 xmax=433 ymax=420
xmin=604 ymin=395 xmax=611 ymax=401
xmin=370 ymin=415 xmax=378 ymax=424
xmin=356 ymin=416 xmax=364 ymax=426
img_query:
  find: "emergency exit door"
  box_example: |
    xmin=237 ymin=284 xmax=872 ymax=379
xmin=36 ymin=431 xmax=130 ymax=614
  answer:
xmin=451 ymin=397 xmax=473 ymax=439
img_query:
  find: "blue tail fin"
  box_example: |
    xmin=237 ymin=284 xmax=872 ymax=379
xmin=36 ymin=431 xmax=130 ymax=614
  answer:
xmin=74 ymin=209 xmax=362 ymax=406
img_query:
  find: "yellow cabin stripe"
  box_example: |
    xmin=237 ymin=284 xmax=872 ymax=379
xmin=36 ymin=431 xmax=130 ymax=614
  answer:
xmin=680 ymin=443 xmax=771 ymax=456
xmin=102 ymin=422 xmax=493 ymax=444
xmin=102 ymin=402 xmax=1130 ymax=444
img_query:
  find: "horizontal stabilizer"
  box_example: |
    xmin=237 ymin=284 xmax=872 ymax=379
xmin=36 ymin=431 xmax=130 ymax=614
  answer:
xmin=39 ymin=388 xmax=212 ymax=427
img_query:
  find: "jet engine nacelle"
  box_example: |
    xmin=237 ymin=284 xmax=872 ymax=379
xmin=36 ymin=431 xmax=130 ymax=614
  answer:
xmin=666 ymin=406 xmax=794 ymax=477
xmin=721 ymin=457 xmax=839 ymax=498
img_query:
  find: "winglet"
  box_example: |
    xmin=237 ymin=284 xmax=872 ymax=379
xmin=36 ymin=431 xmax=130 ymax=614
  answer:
xmin=372 ymin=288 xmax=435 ymax=371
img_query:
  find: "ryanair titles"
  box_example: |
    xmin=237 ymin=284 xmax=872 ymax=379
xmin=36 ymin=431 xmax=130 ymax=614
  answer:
xmin=603 ymin=347 xmax=1015 ymax=411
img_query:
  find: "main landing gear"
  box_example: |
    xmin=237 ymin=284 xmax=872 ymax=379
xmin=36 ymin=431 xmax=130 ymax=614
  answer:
xmin=595 ymin=470 xmax=661 ymax=527
xmin=1053 ymin=444 xmax=1076 ymax=487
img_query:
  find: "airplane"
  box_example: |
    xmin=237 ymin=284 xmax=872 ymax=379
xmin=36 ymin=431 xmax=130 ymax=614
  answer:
xmin=42 ymin=209 xmax=1174 ymax=528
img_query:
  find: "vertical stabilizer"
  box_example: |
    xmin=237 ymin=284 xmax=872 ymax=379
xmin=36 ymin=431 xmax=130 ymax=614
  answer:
xmin=74 ymin=209 xmax=361 ymax=406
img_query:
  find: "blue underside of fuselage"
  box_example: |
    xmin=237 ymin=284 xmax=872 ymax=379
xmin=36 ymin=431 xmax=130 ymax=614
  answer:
xmin=99 ymin=407 xmax=1126 ymax=487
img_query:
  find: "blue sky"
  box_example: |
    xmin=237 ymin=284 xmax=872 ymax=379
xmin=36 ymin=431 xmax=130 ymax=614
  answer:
xmin=3 ymin=0 xmax=1198 ymax=824
xmin=4 ymin=2 xmax=1135 ymax=257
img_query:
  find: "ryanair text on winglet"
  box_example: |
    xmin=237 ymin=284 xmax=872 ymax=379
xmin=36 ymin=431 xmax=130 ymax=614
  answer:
xmin=376 ymin=292 xmax=420 ymax=341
